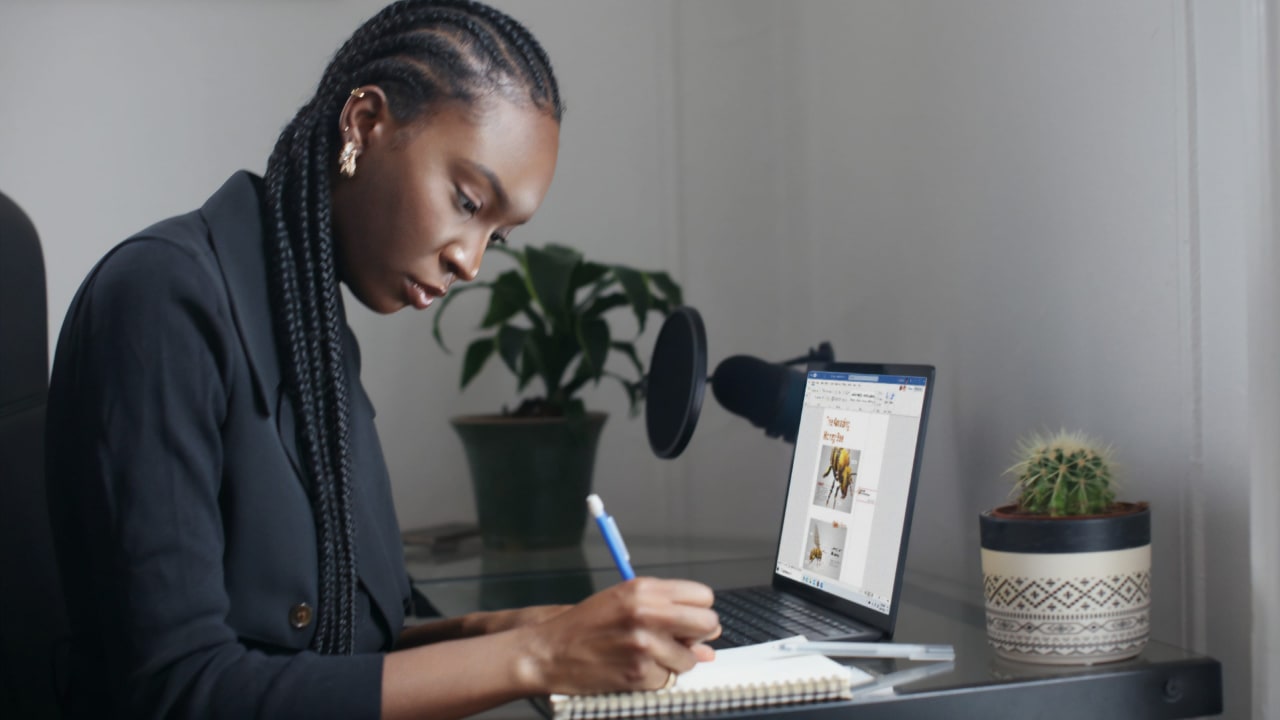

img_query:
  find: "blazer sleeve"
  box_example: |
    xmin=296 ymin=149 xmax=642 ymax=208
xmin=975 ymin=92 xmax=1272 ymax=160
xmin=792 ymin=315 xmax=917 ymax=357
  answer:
xmin=49 ymin=238 xmax=382 ymax=720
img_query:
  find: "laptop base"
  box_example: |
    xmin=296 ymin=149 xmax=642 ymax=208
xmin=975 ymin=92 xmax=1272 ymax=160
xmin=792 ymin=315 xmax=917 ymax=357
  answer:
xmin=711 ymin=585 xmax=882 ymax=649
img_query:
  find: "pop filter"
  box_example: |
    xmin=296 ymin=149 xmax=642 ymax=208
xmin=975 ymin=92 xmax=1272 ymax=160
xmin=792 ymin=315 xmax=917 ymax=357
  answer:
xmin=645 ymin=306 xmax=707 ymax=459
xmin=645 ymin=306 xmax=835 ymax=457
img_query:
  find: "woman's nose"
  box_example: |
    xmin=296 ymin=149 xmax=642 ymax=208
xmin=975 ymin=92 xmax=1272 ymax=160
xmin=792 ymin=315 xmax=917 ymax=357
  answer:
xmin=444 ymin=240 xmax=483 ymax=282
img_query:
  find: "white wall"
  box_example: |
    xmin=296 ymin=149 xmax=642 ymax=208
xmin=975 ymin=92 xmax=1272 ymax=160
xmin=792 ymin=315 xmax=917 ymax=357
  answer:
xmin=664 ymin=3 xmax=1272 ymax=716
xmin=1189 ymin=2 xmax=1261 ymax=715
xmin=0 ymin=1 xmax=359 ymax=313
xmin=2 ymin=1 xmax=1273 ymax=717
xmin=1254 ymin=2 xmax=1280 ymax=712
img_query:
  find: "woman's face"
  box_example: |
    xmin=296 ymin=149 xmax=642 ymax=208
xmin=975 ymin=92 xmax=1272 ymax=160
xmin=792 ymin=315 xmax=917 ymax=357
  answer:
xmin=332 ymin=92 xmax=560 ymax=314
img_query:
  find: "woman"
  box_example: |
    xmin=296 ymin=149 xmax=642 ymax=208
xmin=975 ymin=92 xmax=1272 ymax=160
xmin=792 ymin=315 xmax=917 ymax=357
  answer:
xmin=44 ymin=1 xmax=719 ymax=718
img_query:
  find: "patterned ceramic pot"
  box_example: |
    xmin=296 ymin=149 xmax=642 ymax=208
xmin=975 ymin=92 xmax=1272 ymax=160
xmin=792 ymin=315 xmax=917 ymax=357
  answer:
xmin=979 ymin=502 xmax=1150 ymax=665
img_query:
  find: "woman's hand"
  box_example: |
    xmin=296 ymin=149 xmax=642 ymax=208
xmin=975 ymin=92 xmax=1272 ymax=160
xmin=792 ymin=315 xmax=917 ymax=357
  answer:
xmin=479 ymin=604 xmax=572 ymax=634
xmin=514 ymin=577 xmax=721 ymax=695
xmin=395 ymin=604 xmax=571 ymax=649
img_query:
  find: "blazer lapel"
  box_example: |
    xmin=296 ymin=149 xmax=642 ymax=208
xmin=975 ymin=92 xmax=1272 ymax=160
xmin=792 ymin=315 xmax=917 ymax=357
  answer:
xmin=201 ymin=173 xmax=408 ymax=637
xmin=200 ymin=173 xmax=302 ymax=481
xmin=200 ymin=172 xmax=280 ymax=417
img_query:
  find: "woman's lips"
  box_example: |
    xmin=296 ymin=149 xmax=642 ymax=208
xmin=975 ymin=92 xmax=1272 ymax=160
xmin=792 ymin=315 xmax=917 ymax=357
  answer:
xmin=405 ymin=277 xmax=443 ymax=310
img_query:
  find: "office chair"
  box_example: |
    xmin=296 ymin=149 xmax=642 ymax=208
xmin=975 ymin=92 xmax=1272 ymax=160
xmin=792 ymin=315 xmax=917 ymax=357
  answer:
xmin=0 ymin=190 xmax=67 ymax=718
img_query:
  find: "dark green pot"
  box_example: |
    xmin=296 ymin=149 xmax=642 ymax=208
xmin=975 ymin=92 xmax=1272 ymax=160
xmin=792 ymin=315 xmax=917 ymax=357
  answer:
xmin=451 ymin=413 xmax=607 ymax=550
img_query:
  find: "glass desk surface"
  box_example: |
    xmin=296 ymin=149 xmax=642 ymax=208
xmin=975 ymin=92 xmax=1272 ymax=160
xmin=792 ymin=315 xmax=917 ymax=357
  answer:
xmin=407 ymin=535 xmax=1222 ymax=719
xmin=405 ymin=533 xmax=772 ymax=584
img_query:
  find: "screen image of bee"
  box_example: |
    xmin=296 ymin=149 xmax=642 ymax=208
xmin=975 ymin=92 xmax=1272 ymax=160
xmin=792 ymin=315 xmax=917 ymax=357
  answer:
xmin=804 ymin=518 xmax=848 ymax=579
xmin=807 ymin=523 xmax=823 ymax=564
xmin=813 ymin=445 xmax=860 ymax=513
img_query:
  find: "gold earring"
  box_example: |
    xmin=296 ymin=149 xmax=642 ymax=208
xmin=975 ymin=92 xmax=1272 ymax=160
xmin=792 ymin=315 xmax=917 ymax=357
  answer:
xmin=339 ymin=90 xmax=367 ymax=177
xmin=338 ymin=140 xmax=360 ymax=178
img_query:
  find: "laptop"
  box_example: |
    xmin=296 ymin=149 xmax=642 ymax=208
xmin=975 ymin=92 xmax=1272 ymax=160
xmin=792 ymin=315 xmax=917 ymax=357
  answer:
xmin=710 ymin=361 xmax=935 ymax=648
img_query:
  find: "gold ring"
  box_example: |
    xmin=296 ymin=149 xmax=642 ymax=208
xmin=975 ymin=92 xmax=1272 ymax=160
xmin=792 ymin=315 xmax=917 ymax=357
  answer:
xmin=661 ymin=670 xmax=677 ymax=690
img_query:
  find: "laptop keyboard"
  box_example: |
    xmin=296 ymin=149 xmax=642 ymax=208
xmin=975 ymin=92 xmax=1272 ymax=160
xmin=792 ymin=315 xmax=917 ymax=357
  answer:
xmin=711 ymin=586 xmax=866 ymax=648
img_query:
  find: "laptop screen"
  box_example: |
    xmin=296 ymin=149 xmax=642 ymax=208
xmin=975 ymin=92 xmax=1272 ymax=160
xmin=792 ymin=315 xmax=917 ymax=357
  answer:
xmin=773 ymin=367 xmax=931 ymax=618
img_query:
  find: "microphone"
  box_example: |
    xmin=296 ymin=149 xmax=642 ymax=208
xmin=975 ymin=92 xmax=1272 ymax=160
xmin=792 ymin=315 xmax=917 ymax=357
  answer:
xmin=644 ymin=305 xmax=835 ymax=456
xmin=710 ymin=355 xmax=806 ymax=443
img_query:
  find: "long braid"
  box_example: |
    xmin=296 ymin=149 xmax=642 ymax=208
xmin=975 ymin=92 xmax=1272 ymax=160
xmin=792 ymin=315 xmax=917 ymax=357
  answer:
xmin=309 ymin=130 xmax=360 ymax=652
xmin=266 ymin=113 xmax=351 ymax=653
xmin=264 ymin=0 xmax=562 ymax=654
xmin=297 ymin=115 xmax=349 ymax=652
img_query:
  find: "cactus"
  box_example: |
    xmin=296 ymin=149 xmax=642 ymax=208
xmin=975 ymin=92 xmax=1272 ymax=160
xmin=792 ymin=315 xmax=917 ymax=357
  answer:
xmin=1006 ymin=430 xmax=1117 ymax=517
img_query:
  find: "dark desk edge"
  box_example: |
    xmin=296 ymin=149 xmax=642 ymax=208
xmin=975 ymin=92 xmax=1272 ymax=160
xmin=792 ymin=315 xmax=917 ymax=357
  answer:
xmin=523 ymin=657 xmax=1220 ymax=720
xmin=699 ymin=656 xmax=1223 ymax=720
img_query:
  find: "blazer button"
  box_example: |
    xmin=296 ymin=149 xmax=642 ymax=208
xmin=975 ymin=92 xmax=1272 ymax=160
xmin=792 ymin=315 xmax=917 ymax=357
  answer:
xmin=289 ymin=603 xmax=313 ymax=630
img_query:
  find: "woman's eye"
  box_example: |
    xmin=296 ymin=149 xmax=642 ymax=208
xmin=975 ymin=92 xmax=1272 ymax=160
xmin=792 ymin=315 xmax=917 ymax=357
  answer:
xmin=457 ymin=190 xmax=479 ymax=215
xmin=487 ymin=233 xmax=508 ymax=248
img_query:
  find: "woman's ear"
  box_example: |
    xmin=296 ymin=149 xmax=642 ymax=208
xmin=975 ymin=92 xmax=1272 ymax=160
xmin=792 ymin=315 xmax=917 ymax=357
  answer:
xmin=337 ymin=85 xmax=393 ymax=153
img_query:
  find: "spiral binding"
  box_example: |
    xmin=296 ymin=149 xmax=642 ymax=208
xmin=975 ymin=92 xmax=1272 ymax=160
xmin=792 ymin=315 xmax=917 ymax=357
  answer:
xmin=554 ymin=672 xmax=852 ymax=719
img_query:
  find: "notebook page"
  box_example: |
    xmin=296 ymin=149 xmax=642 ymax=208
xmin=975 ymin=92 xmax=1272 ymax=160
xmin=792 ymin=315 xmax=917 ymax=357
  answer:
xmin=669 ymin=635 xmax=871 ymax=690
xmin=546 ymin=635 xmax=875 ymax=719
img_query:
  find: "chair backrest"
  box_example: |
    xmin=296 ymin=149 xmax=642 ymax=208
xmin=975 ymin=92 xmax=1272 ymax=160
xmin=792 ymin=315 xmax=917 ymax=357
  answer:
xmin=0 ymin=190 xmax=67 ymax=718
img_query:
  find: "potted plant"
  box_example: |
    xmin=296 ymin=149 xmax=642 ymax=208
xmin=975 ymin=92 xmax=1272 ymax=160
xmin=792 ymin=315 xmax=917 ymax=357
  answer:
xmin=433 ymin=243 xmax=681 ymax=549
xmin=979 ymin=430 xmax=1151 ymax=665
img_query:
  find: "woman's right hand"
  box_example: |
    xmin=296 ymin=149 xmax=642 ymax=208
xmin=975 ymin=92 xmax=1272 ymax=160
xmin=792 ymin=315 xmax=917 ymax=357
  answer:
xmin=517 ymin=577 xmax=721 ymax=695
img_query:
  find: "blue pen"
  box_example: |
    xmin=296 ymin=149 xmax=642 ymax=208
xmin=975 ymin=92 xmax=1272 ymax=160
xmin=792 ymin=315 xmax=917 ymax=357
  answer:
xmin=587 ymin=494 xmax=635 ymax=580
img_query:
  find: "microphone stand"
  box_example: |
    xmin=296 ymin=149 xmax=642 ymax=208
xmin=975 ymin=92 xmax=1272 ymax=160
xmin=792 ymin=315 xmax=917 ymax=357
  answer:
xmin=777 ymin=341 xmax=835 ymax=367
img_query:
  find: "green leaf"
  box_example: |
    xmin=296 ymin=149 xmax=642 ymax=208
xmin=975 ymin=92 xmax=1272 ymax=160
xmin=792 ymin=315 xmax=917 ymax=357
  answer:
xmin=576 ymin=317 xmax=610 ymax=377
xmin=574 ymin=274 xmax=613 ymax=314
xmin=460 ymin=337 xmax=495 ymax=388
xmin=648 ymin=271 xmax=683 ymax=308
xmin=481 ymin=271 xmax=531 ymax=328
xmin=612 ymin=266 xmax=650 ymax=332
xmin=603 ymin=371 xmax=645 ymax=416
xmin=488 ymin=244 xmax=535 ymax=305
xmin=430 ymin=282 xmax=488 ymax=353
xmin=529 ymin=332 xmax=576 ymax=398
xmin=430 ymin=240 xmax=681 ymax=413
xmin=611 ymin=341 xmax=643 ymax=376
xmin=514 ymin=307 xmax=548 ymax=337
xmin=495 ymin=324 xmax=528 ymax=375
xmin=526 ymin=245 xmax=581 ymax=324
xmin=569 ymin=261 xmax=610 ymax=293
xmin=517 ymin=342 xmax=540 ymax=391
xmin=562 ymin=356 xmax=597 ymax=398
xmin=582 ymin=292 xmax=630 ymax=319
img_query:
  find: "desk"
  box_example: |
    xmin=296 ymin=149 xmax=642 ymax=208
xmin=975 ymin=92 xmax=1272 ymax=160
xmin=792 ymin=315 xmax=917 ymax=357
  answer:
xmin=407 ymin=536 xmax=1223 ymax=719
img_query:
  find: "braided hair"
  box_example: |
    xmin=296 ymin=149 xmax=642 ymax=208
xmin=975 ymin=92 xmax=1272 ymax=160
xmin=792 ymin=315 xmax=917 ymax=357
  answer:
xmin=263 ymin=0 xmax=562 ymax=655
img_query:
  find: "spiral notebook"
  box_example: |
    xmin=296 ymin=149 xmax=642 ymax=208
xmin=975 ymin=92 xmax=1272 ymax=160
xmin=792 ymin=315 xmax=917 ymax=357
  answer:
xmin=542 ymin=636 xmax=871 ymax=719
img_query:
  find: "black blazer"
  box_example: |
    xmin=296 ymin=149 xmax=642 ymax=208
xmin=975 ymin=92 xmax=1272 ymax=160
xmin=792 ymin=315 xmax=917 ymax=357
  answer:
xmin=46 ymin=172 xmax=410 ymax=719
